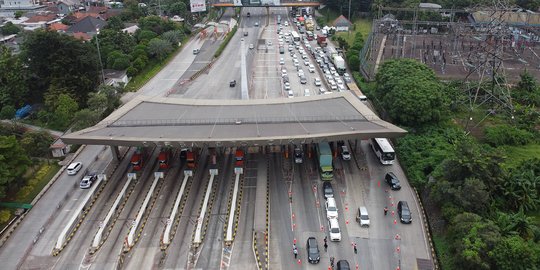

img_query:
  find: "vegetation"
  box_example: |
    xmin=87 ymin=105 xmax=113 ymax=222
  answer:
xmin=214 ymin=26 xmax=237 ymax=58
xmin=368 ymin=58 xmax=540 ymax=269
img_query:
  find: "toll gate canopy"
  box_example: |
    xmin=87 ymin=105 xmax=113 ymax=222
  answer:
xmin=61 ymin=92 xmax=406 ymax=147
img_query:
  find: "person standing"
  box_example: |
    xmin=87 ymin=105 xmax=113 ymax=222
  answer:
xmin=324 ymin=241 xmax=328 ymax=252
xmin=384 ymin=206 xmax=388 ymax=216
xmin=293 ymin=247 xmax=298 ymax=259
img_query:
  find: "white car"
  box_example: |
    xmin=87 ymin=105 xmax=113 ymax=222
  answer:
xmin=284 ymin=82 xmax=291 ymax=90
xmin=328 ymin=218 xmax=342 ymax=241
xmin=298 ymin=70 xmax=305 ymax=77
xmin=280 ymin=58 xmax=285 ymax=65
xmin=80 ymin=173 xmax=97 ymax=189
xmin=308 ymin=65 xmax=315 ymax=73
xmin=318 ymin=87 xmax=327 ymax=94
xmin=249 ymin=43 xmax=254 ymax=49
xmin=67 ymin=162 xmax=83 ymax=175
xmin=325 ymin=198 xmax=339 ymax=219
xmin=304 ymin=60 xmax=310 ymax=66
xmin=284 ymin=21 xmax=289 ymax=26
xmin=314 ymin=78 xmax=321 ymax=86
xmin=304 ymin=89 xmax=311 ymax=96
xmin=329 ymin=80 xmax=338 ymax=90
xmin=287 ymin=90 xmax=294 ymax=98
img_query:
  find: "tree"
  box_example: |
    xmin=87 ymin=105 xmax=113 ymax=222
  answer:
xmin=512 ymin=71 xmax=540 ymax=106
xmin=375 ymin=59 xmax=449 ymax=126
xmin=167 ymin=1 xmax=187 ymax=16
xmin=502 ymin=163 xmax=540 ymax=212
xmin=20 ymin=131 xmax=53 ymax=157
xmin=489 ymin=236 xmax=539 ymax=270
xmin=0 ymin=136 xmax=31 ymax=200
xmin=105 ymin=16 xmax=125 ymax=31
xmin=0 ymin=46 xmax=27 ymax=108
xmin=147 ymin=38 xmax=172 ymax=60
xmin=1 ymin=22 xmax=20 ymax=35
xmin=0 ymin=105 xmax=15 ymax=119
xmin=161 ymin=30 xmax=184 ymax=46
xmin=106 ymin=51 xmax=131 ymax=70
xmin=50 ymin=94 xmax=79 ymax=130
xmin=72 ymin=109 xmax=101 ymax=131
xmin=22 ymin=30 xmax=99 ymax=106
xmin=14 ymin=11 xmax=23 ymax=19
xmin=87 ymin=85 xmax=121 ymax=116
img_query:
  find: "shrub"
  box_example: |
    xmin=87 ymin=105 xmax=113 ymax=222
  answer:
xmin=0 ymin=210 xmax=11 ymax=223
xmin=484 ymin=125 xmax=534 ymax=146
xmin=0 ymin=105 xmax=16 ymax=119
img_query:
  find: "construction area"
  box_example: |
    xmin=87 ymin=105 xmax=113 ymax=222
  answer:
xmin=360 ymin=1 xmax=540 ymax=83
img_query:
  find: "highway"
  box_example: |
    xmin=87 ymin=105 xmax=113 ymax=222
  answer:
xmin=0 ymin=6 xmax=433 ymax=270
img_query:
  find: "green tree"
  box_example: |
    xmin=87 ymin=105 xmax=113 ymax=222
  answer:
xmin=14 ymin=11 xmax=23 ymax=19
xmin=50 ymin=94 xmax=79 ymax=130
xmin=502 ymin=164 xmax=540 ymax=212
xmin=147 ymin=38 xmax=172 ymax=60
xmin=0 ymin=105 xmax=16 ymax=119
xmin=126 ymin=66 xmax=138 ymax=77
xmin=138 ymin=15 xmax=177 ymax=35
xmin=72 ymin=109 xmax=101 ymax=131
xmin=0 ymin=46 xmax=27 ymax=108
xmin=167 ymin=1 xmax=187 ymax=16
xmin=22 ymin=30 xmax=98 ymax=106
xmin=0 ymin=136 xmax=31 ymax=199
xmin=375 ymin=59 xmax=449 ymax=126
xmin=489 ymin=235 xmax=539 ymax=270
xmin=106 ymin=51 xmax=131 ymax=70
xmin=20 ymin=131 xmax=53 ymax=157
xmin=136 ymin=29 xmax=158 ymax=43
xmin=105 ymin=16 xmax=125 ymax=31
xmin=1 ymin=22 xmax=20 ymax=35
xmin=512 ymin=71 xmax=540 ymax=106
xmin=161 ymin=30 xmax=183 ymax=46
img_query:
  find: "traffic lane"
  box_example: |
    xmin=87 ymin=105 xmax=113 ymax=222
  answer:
xmin=361 ymin=140 xmax=431 ymax=269
xmin=0 ymin=145 xmax=105 ymax=270
xmin=123 ymin=160 xmax=184 ymax=270
xmin=89 ymin=150 xmax=161 ymax=270
xmin=53 ymin=151 xmax=134 ymax=270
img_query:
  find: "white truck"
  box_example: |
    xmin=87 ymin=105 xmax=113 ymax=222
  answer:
xmin=332 ymin=55 xmax=346 ymax=75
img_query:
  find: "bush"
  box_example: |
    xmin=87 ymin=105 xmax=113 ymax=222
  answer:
xmin=0 ymin=105 xmax=16 ymax=119
xmin=0 ymin=209 xmax=11 ymax=223
xmin=484 ymin=125 xmax=534 ymax=146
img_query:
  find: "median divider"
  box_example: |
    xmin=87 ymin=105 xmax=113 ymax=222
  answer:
xmin=193 ymin=169 xmax=218 ymax=246
xmin=124 ymin=171 xmax=164 ymax=251
xmin=224 ymin=170 xmax=242 ymax=243
xmin=52 ymin=174 xmax=106 ymax=256
xmin=162 ymin=170 xmax=192 ymax=247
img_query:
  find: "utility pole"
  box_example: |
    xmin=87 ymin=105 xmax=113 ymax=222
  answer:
xmin=348 ymin=0 xmax=351 ymax=21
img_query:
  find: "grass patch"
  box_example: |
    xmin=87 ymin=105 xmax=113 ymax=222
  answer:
xmin=15 ymin=162 xmax=60 ymax=203
xmin=124 ymin=36 xmax=190 ymax=92
xmin=498 ymin=144 xmax=540 ymax=169
xmin=336 ymin=18 xmax=372 ymax=45
xmin=433 ymin=233 xmax=455 ymax=270
xmin=214 ymin=25 xmax=238 ymax=58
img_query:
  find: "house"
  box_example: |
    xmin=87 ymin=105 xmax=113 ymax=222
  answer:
xmin=0 ymin=0 xmax=40 ymax=9
xmin=50 ymin=138 xmax=71 ymax=158
xmin=66 ymin=15 xmax=106 ymax=36
xmin=21 ymin=12 xmax=56 ymax=29
xmin=57 ymin=0 xmax=80 ymax=15
xmin=48 ymin=22 xmax=68 ymax=32
xmin=333 ymin=15 xmax=352 ymax=32
xmin=122 ymin=24 xmax=138 ymax=34
xmin=104 ymin=69 xmax=129 ymax=87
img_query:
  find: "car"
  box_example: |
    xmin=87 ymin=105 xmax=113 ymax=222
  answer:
xmin=280 ymin=58 xmax=285 ymax=65
xmin=304 ymin=60 xmax=309 ymax=66
xmin=294 ymin=61 xmax=299 ymax=67
xmin=301 ymin=54 xmax=308 ymax=59
xmin=243 ymin=31 xmax=248 ymax=36
xmin=294 ymin=147 xmax=304 ymax=163
xmin=287 ymin=90 xmax=294 ymax=98
xmin=284 ymin=82 xmax=291 ymax=91
xmin=284 ymin=21 xmax=289 ymax=26
xmin=325 ymin=197 xmax=338 ymax=219
xmin=298 ymin=70 xmax=304 ymax=77
xmin=385 ymin=172 xmax=402 ymax=190
xmin=322 ymin=181 xmax=334 ymax=198
xmin=292 ymin=54 xmax=298 ymax=60
xmin=341 ymin=145 xmax=351 ymax=160
xmin=267 ymin=40 xmax=272 ymax=46
xmin=356 ymin=206 xmax=370 ymax=227
xmin=306 ymin=237 xmax=320 ymax=264
xmin=249 ymin=43 xmax=254 ymax=49
xmin=67 ymin=162 xmax=83 ymax=175
xmin=328 ymin=218 xmax=341 ymax=241
xmin=314 ymin=78 xmax=321 ymax=86
xmin=337 ymin=84 xmax=347 ymax=92
xmin=337 ymin=260 xmax=351 ymax=270
xmin=299 ymin=76 xmax=307 ymax=84
xmin=329 ymin=80 xmax=337 ymax=90
xmin=304 ymin=89 xmax=311 ymax=96
xmin=230 ymin=80 xmax=236 ymax=87
xmin=193 ymin=48 xmax=200 ymax=54
xmin=247 ymin=12 xmax=250 ymax=17
xmin=318 ymin=87 xmax=327 ymax=94
xmin=255 ymin=22 xmax=259 ymax=26
xmin=398 ymin=201 xmax=412 ymax=224
xmin=80 ymin=173 xmax=97 ymax=189
xmin=283 ymin=75 xmax=290 ymax=83
xmin=288 ymin=46 xmax=293 ymax=51
xmin=308 ymin=65 xmax=315 ymax=73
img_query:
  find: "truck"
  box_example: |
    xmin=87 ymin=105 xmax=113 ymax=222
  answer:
xmin=131 ymin=148 xmax=147 ymax=171
xmin=234 ymin=149 xmax=245 ymax=168
xmin=317 ymin=34 xmax=327 ymax=47
xmin=332 ymin=55 xmax=346 ymax=75
xmin=158 ymin=149 xmax=172 ymax=170
xmin=317 ymin=142 xmax=333 ymax=180
xmin=305 ymin=19 xmax=314 ymax=31
xmin=186 ymin=150 xmax=197 ymax=169
xmin=294 ymin=147 xmax=304 ymax=164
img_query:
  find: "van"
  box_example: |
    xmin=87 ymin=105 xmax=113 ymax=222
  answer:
xmin=67 ymin=162 xmax=82 ymax=175
xmin=279 ymin=46 xmax=285 ymax=54
xmin=325 ymin=197 xmax=338 ymax=219
xmin=356 ymin=206 xmax=370 ymax=227
xmin=341 ymin=145 xmax=351 ymax=160
xmin=193 ymin=48 xmax=200 ymax=54
xmin=328 ymin=218 xmax=341 ymax=241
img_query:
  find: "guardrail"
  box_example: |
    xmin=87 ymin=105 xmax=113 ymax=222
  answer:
xmin=92 ymin=173 xmax=137 ymax=249
xmin=162 ymin=170 xmax=192 ymax=245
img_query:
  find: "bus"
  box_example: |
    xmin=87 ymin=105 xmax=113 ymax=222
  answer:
xmin=306 ymin=31 xmax=314 ymax=41
xmin=370 ymin=138 xmax=396 ymax=165
xmin=317 ymin=142 xmax=333 ymax=180
xmin=291 ymin=31 xmax=300 ymax=42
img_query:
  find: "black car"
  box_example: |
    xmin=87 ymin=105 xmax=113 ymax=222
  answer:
xmin=230 ymin=80 xmax=236 ymax=87
xmin=385 ymin=172 xmax=401 ymax=190
xmin=306 ymin=237 xmax=320 ymax=264
xmin=337 ymin=260 xmax=351 ymax=270
xmin=398 ymin=201 xmax=412 ymax=224
xmin=323 ymin=182 xmax=334 ymax=199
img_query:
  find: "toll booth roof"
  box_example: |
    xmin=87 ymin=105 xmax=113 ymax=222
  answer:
xmin=61 ymin=92 xmax=406 ymax=147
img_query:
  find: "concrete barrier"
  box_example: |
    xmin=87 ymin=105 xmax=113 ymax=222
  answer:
xmin=225 ymin=172 xmax=242 ymax=242
xmin=162 ymin=170 xmax=192 ymax=245
xmin=193 ymin=169 xmax=218 ymax=244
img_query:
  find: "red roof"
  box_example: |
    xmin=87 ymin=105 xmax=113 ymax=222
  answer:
xmin=49 ymin=22 xmax=69 ymax=31
xmin=25 ymin=14 xmax=56 ymax=23
xmin=71 ymin=32 xmax=91 ymax=41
